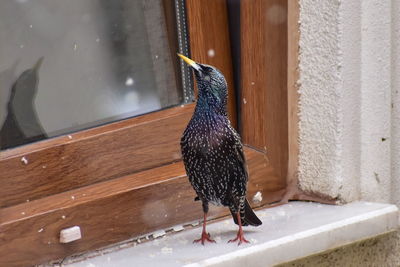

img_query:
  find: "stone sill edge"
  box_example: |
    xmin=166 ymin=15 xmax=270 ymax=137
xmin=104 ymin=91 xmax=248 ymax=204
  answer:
xmin=185 ymin=204 xmax=399 ymax=267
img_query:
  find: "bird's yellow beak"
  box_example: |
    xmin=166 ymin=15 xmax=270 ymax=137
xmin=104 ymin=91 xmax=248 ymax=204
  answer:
xmin=177 ymin=53 xmax=201 ymax=71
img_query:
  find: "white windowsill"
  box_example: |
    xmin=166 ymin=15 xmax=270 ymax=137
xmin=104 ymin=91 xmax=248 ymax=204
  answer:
xmin=61 ymin=201 xmax=398 ymax=267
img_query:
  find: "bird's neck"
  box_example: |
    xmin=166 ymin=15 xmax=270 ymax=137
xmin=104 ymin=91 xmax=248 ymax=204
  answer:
xmin=194 ymin=94 xmax=227 ymax=118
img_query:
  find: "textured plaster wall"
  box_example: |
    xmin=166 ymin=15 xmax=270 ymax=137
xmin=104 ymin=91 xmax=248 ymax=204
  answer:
xmin=298 ymin=0 xmax=395 ymax=203
xmin=296 ymin=0 xmax=400 ymax=265
xmin=298 ymin=0 xmax=344 ymax=200
xmin=391 ymin=0 xmax=400 ymax=208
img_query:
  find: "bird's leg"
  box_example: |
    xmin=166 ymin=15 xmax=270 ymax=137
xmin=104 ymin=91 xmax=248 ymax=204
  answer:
xmin=228 ymin=212 xmax=250 ymax=245
xmin=193 ymin=201 xmax=216 ymax=245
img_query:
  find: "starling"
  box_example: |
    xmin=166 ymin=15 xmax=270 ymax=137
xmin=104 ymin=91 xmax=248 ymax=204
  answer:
xmin=178 ymin=54 xmax=262 ymax=245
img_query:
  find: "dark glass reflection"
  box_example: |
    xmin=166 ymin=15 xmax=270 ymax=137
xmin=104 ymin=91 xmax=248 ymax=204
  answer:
xmin=0 ymin=0 xmax=191 ymax=150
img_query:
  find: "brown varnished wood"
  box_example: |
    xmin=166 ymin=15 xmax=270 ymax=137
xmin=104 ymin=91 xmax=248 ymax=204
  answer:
xmin=287 ymin=0 xmax=300 ymax=183
xmin=0 ymin=147 xmax=283 ymax=267
xmin=186 ymin=0 xmax=237 ymax=128
xmin=0 ymin=104 xmax=195 ymax=208
xmin=241 ymin=0 xmax=288 ymax=181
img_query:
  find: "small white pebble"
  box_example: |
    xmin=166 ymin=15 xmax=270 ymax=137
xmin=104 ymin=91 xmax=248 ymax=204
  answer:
xmin=172 ymin=225 xmax=184 ymax=232
xmin=155 ymin=55 xmax=159 ymax=59
xmin=61 ymin=215 xmax=66 ymax=219
xmin=243 ymin=98 xmax=247 ymax=104
xmin=29 ymin=24 xmax=33 ymax=28
xmin=21 ymin=212 xmax=26 ymax=215
xmin=180 ymin=104 xmax=185 ymax=108
xmin=71 ymin=196 xmax=75 ymax=200
xmin=68 ymin=135 xmax=72 ymax=139
xmin=152 ymin=230 xmax=166 ymax=238
xmin=38 ymin=228 xmax=44 ymax=233
xmin=26 ymin=199 xmax=30 ymax=202
xmin=42 ymin=165 xmax=46 ymax=169
xmin=251 ymin=81 xmax=255 ymax=85
xmin=21 ymin=156 xmax=28 ymax=165
xmin=161 ymin=247 xmax=173 ymax=254
xmin=137 ymin=239 xmax=141 ymax=243
xmin=47 ymin=241 xmax=51 ymax=245
xmin=164 ymin=214 xmax=168 ymax=218
xmin=253 ymin=191 xmax=263 ymax=203
xmin=207 ymin=49 xmax=215 ymax=57
xmin=119 ymin=243 xmax=130 ymax=249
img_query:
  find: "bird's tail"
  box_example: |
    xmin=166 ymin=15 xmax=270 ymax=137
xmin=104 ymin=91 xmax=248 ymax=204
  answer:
xmin=230 ymin=198 xmax=262 ymax=227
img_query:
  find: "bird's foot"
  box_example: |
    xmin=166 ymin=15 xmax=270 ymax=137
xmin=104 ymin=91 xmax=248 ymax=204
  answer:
xmin=228 ymin=230 xmax=250 ymax=246
xmin=193 ymin=231 xmax=216 ymax=245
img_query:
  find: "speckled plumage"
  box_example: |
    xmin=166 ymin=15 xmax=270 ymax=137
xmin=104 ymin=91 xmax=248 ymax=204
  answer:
xmin=180 ymin=62 xmax=261 ymax=233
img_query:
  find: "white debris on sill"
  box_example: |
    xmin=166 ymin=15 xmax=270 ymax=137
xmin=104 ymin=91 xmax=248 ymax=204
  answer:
xmin=190 ymin=221 xmax=199 ymax=227
xmin=119 ymin=243 xmax=131 ymax=249
xmin=172 ymin=225 xmax=184 ymax=232
xmin=21 ymin=156 xmax=28 ymax=165
xmin=253 ymin=191 xmax=263 ymax=203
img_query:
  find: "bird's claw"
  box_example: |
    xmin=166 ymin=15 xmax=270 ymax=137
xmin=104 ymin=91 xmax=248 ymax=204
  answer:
xmin=193 ymin=232 xmax=216 ymax=245
xmin=228 ymin=232 xmax=250 ymax=246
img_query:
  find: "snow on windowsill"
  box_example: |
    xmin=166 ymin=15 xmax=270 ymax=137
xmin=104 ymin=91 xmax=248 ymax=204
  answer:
xmin=59 ymin=201 xmax=398 ymax=267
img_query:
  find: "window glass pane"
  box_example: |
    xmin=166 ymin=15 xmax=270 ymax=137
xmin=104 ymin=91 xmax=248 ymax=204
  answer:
xmin=0 ymin=0 xmax=193 ymax=150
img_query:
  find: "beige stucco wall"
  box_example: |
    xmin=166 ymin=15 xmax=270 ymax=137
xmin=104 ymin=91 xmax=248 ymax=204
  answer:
xmin=296 ymin=0 xmax=400 ymax=265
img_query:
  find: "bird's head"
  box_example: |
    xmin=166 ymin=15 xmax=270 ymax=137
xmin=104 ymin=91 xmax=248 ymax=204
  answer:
xmin=178 ymin=54 xmax=227 ymax=112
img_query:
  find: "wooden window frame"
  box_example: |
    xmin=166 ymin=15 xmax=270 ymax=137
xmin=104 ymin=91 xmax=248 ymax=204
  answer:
xmin=0 ymin=1 xmax=301 ymax=266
